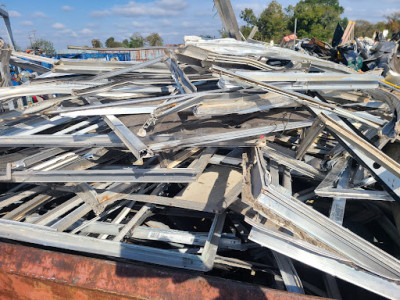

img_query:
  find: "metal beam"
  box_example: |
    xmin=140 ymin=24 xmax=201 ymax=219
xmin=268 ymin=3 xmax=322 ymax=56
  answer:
xmin=0 ymin=7 xmax=16 ymax=49
xmin=213 ymin=0 xmax=242 ymax=41
xmin=3 ymin=167 xmax=198 ymax=183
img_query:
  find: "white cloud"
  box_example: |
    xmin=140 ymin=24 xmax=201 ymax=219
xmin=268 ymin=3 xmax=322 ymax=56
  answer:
xmin=9 ymin=10 xmax=22 ymax=18
xmin=86 ymin=22 xmax=99 ymax=28
xmin=166 ymin=31 xmax=182 ymax=36
xmin=155 ymin=0 xmax=188 ymax=10
xmin=52 ymin=23 xmax=66 ymax=29
xmin=181 ymin=21 xmax=192 ymax=28
xmin=131 ymin=21 xmax=150 ymax=28
xmin=62 ymin=5 xmax=74 ymax=11
xmin=21 ymin=20 xmax=34 ymax=26
xmin=378 ymin=8 xmax=398 ymax=16
xmin=159 ymin=19 xmax=172 ymax=26
xmin=90 ymin=10 xmax=111 ymax=18
xmin=113 ymin=0 xmax=188 ymax=17
xmin=32 ymin=11 xmax=46 ymax=18
xmin=80 ymin=28 xmax=94 ymax=35
xmin=195 ymin=11 xmax=212 ymax=17
xmin=90 ymin=0 xmax=187 ymax=18
xmin=234 ymin=2 xmax=265 ymax=16
xmin=57 ymin=28 xmax=78 ymax=38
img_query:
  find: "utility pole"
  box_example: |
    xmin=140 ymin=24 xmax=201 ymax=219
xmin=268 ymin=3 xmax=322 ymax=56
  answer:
xmin=31 ymin=30 xmax=37 ymax=43
xmin=293 ymin=18 xmax=297 ymax=50
xmin=28 ymin=34 xmax=32 ymax=48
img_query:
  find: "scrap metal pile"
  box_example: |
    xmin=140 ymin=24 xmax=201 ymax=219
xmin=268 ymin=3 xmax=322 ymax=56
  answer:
xmin=293 ymin=22 xmax=400 ymax=86
xmin=1 ymin=35 xmax=400 ymax=298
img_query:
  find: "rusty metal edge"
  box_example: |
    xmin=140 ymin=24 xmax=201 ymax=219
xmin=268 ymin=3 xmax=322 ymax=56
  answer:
xmin=0 ymin=240 xmax=324 ymax=300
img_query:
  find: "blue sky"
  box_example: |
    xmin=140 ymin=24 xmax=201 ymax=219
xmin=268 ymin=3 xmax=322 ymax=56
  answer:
xmin=1 ymin=0 xmax=398 ymax=50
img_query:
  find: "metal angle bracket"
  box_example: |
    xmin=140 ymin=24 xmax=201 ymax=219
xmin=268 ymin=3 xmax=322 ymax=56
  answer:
xmin=103 ymin=114 xmax=153 ymax=161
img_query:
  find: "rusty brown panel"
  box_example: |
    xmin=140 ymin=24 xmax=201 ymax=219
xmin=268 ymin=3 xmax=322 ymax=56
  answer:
xmin=0 ymin=241 xmax=323 ymax=300
xmin=134 ymin=50 xmax=141 ymax=61
xmin=129 ymin=49 xmax=165 ymax=61
xmin=0 ymin=273 xmax=134 ymax=300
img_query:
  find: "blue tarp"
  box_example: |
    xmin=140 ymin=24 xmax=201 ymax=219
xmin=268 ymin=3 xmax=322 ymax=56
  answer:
xmin=53 ymin=53 xmax=131 ymax=61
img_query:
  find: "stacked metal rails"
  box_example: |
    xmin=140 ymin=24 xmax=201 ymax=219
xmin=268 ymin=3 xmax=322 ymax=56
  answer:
xmin=1 ymin=36 xmax=400 ymax=298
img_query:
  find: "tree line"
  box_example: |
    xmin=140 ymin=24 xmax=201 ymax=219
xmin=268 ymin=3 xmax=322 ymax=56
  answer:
xmin=25 ymin=31 xmax=164 ymax=56
xmin=91 ymin=32 xmax=163 ymax=48
xmin=238 ymin=0 xmax=400 ymax=43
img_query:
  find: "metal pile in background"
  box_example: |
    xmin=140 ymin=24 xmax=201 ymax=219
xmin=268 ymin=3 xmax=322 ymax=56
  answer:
xmin=292 ymin=22 xmax=400 ymax=87
xmin=2 ymin=18 xmax=400 ymax=300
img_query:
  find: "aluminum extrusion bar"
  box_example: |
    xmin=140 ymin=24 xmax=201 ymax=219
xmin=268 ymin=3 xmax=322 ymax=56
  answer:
xmin=104 ymin=114 xmax=152 ymax=160
xmin=59 ymin=106 xmax=156 ymax=117
xmin=4 ymin=168 xmax=198 ymax=183
xmin=150 ymin=120 xmax=313 ymax=150
xmin=272 ymin=252 xmax=305 ymax=294
xmin=0 ymin=134 xmax=124 ymax=148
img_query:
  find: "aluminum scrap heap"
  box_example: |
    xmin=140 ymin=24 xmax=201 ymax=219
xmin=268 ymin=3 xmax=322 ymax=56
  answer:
xmin=1 ymin=34 xmax=400 ymax=299
xmin=287 ymin=23 xmax=400 ymax=87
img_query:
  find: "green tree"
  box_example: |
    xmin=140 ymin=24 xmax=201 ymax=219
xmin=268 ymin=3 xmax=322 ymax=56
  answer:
xmin=385 ymin=12 xmax=400 ymax=34
xmin=288 ymin=0 xmax=344 ymax=41
xmin=128 ymin=32 xmax=144 ymax=48
xmin=339 ymin=17 xmax=349 ymax=31
xmin=239 ymin=2 xmax=291 ymax=42
xmin=240 ymin=8 xmax=257 ymax=26
xmin=104 ymin=37 xmax=123 ymax=48
xmin=122 ymin=39 xmax=129 ymax=47
xmin=257 ymin=0 xmax=289 ymax=42
xmin=238 ymin=8 xmax=260 ymax=40
xmin=31 ymin=38 xmax=55 ymax=55
xmin=145 ymin=33 xmax=163 ymax=46
xmin=376 ymin=21 xmax=387 ymax=33
xmin=354 ymin=20 xmax=375 ymax=38
xmin=91 ymin=39 xmax=102 ymax=48
xmin=105 ymin=37 xmax=115 ymax=48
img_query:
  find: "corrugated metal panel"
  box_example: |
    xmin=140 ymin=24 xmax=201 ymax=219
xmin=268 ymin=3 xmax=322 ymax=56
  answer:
xmin=97 ymin=49 xmax=166 ymax=61
xmin=57 ymin=48 xmax=167 ymax=61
